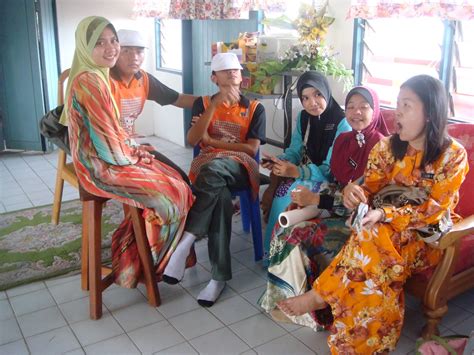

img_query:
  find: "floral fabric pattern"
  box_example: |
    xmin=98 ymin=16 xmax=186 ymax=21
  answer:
xmin=313 ymin=137 xmax=469 ymax=354
xmin=133 ymin=0 xmax=286 ymax=19
xmin=347 ymin=0 xmax=474 ymax=20
xmin=258 ymin=182 xmax=351 ymax=330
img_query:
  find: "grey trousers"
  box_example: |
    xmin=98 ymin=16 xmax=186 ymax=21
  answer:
xmin=185 ymin=158 xmax=249 ymax=281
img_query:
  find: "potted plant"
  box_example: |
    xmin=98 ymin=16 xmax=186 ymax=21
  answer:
xmin=249 ymin=2 xmax=353 ymax=94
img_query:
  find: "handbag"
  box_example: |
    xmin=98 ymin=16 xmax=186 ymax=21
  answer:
xmin=372 ymin=184 xmax=453 ymax=244
xmin=372 ymin=184 xmax=428 ymax=209
xmin=39 ymin=105 xmax=70 ymax=154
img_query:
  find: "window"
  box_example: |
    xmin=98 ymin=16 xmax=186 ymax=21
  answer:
xmin=354 ymin=18 xmax=474 ymax=121
xmin=155 ymin=19 xmax=182 ymax=72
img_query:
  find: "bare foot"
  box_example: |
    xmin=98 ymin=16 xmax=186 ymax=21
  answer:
xmin=276 ymin=290 xmax=327 ymax=316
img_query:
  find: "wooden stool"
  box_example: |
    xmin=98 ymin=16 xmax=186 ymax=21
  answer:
xmin=79 ymin=186 xmax=160 ymax=319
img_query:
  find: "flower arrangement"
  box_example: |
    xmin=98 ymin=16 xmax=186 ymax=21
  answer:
xmin=250 ymin=2 xmax=353 ymax=94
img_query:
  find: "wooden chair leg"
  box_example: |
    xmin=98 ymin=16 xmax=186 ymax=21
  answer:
xmin=129 ymin=206 xmax=161 ymax=307
xmin=51 ymin=151 xmax=67 ymax=225
xmin=421 ymin=304 xmax=447 ymax=339
xmin=81 ymin=211 xmax=89 ymax=291
xmin=86 ymin=200 xmax=105 ymax=320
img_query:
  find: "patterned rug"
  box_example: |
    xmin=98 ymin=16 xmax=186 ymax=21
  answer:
xmin=0 ymin=200 xmax=123 ymax=291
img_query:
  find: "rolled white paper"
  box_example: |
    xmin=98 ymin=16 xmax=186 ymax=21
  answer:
xmin=278 ymin=205 xmax=321 ymax=228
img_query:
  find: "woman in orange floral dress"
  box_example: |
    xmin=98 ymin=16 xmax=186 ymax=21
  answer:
xmin=277 ymin=74 xmax=469 ymax=353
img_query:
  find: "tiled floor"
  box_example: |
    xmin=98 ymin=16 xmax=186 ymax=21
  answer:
xmin=1 ymin=137 xmax=474 ymax=354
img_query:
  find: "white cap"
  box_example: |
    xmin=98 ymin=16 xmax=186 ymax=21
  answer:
xmin=211 ymin=53 xmax=243 ymax=72
xmin=117 ymin=29 xmax=147 ymax=48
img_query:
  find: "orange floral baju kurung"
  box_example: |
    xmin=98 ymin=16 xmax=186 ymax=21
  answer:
xmin=314 ymin=137 xmax=469 ymax=354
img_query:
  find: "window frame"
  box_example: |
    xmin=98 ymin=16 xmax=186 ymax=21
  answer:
xmin=352 ymin=18 xmax=471 ymax=122
xmin=154 ymin=18 xmax=183 ymax=74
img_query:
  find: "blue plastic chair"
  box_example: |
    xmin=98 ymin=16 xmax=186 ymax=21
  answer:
xmin=192 ymin=146 xmax=263 ymax=261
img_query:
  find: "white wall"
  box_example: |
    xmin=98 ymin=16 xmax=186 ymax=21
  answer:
xmin=56 ymin=0 xmax=186 ymax=146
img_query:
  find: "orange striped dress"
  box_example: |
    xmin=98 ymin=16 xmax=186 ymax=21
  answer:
xmin=313 ymin=137 xmax=469 ymax=354
xmin=67 ymin=72 xmax=193 ymax=286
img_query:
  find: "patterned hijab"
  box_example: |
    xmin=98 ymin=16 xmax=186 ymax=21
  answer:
xmin=330 ymin=86 xmax=390 ymax=185
xmin=59 ymin=16 xmax=120 ymax=126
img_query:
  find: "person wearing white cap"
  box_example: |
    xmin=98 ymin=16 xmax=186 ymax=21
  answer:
xmin=163 ymin=53 xmax=266 ymax=307
xmin=110 ymin=29 xmax=197 ymax=184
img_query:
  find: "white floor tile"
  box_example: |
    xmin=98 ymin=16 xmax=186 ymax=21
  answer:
xmin=9 ymin=288 xmax=56 ymax=316
xmin=189 ymin=328 xmax=250 ymax=355
xmin=0 ymin=318 xmax=23 ymax=346
xmin=155 ymin=342 xmax=198 ymax=354
xmin=254 ymin=333 xmax=314 ymax=354
xmin=168 ymin=308 xmax=223 ymax=340
xmin=137 ymin=281 xmax=183 ymax=301
xmin=0 ymin=339 xmax=29 ymax=355
xmin=45 ymin=273 xmax=81 ymax=288
xmin=180 ymin=264 xmax=212 ymax=289
xmin=392 ymin=334 xmax=416 ymax=354
xmin=16 ymin=306 xmax=67 ymax=337
xmin=48 ymin=280 xmax=89 ymax=304
xmin=291 ymin=326 xmax=330 ymax=354
xmin=156 ymin=288 xmax=201 ymax=318
xmin=229 ymin=314 xmax=287 ymax=348
xmin=450 ymin=290 xmax=474 ymax=312
xmin=0 ymin=300 xmax=14 ymax=321
xmin=207 ymin=295 xmax=260 ymax=325
xmin=229 ymin=236 xmax=253 ymax=253
xmin=4 ymin=201 xmax=34 ymax=212
xmin=227 ymin=269 xmax=266 ymax=294
xmin=64 ymin=348 xmax=86 ymax=355
xmin=70 ymin=313 xmax=124 ymax=347
xmin=83 ymin=333 xmax=140 ymax=354
xmin=440 ymin=303 xmax=473 ymax=329
xmin=111 ymin=301 xmax=164 ymax=332
xmin=3 ymin=194 xmax=31 ymax=206
xmin=232 ymin=248 xmax=259 ymax=266
xmin=6 ymin=281 xmax=46 ymax=297
xmin=240 ymin=285 xmax=266 ymax=309
xmin=59 ymin=297 xmax=108 ymax=324
xmin=449 ymin=313 xmax=474 ymax=335
xmin=102 ymin=287 xmax=147 ymax=312
xmin=127 ymin=320 xmax=185 ymax=354
xmin=26 ymin=326 xmax=80 ymax=354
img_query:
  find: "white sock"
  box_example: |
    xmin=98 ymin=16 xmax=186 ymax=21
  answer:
xmin=197 ymin=279 xmax=226 ymax=307
xmin=163 ymin=231 xmax=196 ymax=284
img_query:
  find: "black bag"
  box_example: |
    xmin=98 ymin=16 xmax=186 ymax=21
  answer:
xmin=39 ymin=105 xmax=70 ymax=154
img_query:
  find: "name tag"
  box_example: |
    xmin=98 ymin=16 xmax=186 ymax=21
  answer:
xmin=348 ymin=157 xmax=358 ymax=168
xmin=325 ymin=123 xmax=335 ymax=130
xmin=421 ymin=172 xmax=435 ymax=179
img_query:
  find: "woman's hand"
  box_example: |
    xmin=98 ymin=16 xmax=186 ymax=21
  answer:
xmin=343 ymin=182 xmax=367 ymax=209
xmin=272 ymin=158 xmax=299 ymax=178
xmin=131 ymin=146 xmax=154 ymax=164
xmin=361 ymin=209 xmax=384 ymax=229
xmin=291 ymin=186 xmax=320 ymax=207
xmin=260 ymin=153 xmax=276 ymax=169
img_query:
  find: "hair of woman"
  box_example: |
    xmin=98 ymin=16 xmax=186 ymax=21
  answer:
xmin=391 ymin=74 xmax=451 ymax=167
